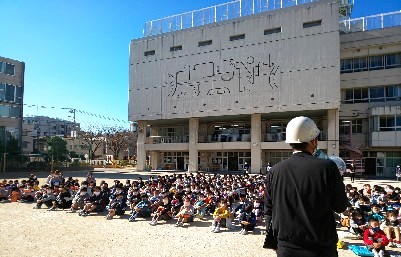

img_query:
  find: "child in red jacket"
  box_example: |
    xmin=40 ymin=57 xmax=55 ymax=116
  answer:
xmin=364 ymin=217 xmax=389 ymax=257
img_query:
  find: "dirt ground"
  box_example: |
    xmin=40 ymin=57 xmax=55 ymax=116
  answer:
xmin=1 ymin=169 xmax=401 ymax=257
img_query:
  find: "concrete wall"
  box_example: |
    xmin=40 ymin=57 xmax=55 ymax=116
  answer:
xmin=129 ymin=0 xmax=340 ymax=122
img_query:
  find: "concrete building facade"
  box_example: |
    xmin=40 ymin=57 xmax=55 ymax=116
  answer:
xmin=0 ymin=56 xmax=25 ymax=156
xmin=340 ymin=26 xmax=401 ymax=176
xmin=129 ymin=0 xmax=401 ymax=175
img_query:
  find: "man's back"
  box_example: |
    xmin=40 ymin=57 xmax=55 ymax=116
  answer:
xmin=267 ymin=152 xmax=348 ymax=252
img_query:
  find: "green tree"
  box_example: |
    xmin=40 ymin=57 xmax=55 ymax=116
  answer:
xmin=46 ymin=136 xmax=69 ymax=163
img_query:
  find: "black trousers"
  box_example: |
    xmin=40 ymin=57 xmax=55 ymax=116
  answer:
xmin=350 ymin=172 xmax=355 ymax=182
xmin=277 ymin=245 xmax=338 ymax=257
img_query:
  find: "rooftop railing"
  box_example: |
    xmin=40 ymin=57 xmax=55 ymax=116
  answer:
xmin=143 ymin=0 xmax=321 ymax=37
xmin=340 ymin=10 xmax=401 ymax=33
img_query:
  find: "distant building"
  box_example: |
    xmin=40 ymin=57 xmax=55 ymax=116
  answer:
xmin=23 ymin=116 xmax=80 ymax=138
xmin=0 ymin=56 xmax=25 ymax=155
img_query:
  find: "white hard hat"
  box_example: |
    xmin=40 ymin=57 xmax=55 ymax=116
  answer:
xmin=285 ymin=116 xmax=320 ymax=143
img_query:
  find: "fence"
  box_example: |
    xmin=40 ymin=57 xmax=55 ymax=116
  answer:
xmin=143 ymin=0 xmax=320 ymax=37
xmin=340 ymin=11 xmax=401 ymax=33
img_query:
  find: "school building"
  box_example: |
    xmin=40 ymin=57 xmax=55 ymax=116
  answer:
xmin=129 ymin=0 xmax=401 ymax=176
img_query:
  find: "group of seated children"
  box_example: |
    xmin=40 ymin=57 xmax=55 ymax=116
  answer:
xmin=342 ymin=183 xmax=401 ymax=257
xmin=1 ymin=172 xmax=261 ymax=235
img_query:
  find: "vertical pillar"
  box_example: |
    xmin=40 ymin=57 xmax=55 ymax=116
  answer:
xmin=327 ymin=109 xmax=339 ymax=156
xmin=188 ymin=118 xmax=199 ymax=172
xmin=136 ymin=120 xmax=147 ymax=171
xmin=149 ymin=126 xmax=158 ymax=170
xmin=251 ymin=114 xmax=262 ymax=174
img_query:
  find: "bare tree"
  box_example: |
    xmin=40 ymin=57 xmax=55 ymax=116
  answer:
xmin=81 ymin=124 xmax=106 ymax=160
xmin=104 ymin=126 xmax=135 ymax=160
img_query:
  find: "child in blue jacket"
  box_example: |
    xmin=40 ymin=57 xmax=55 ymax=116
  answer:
xmin=129 ymin=193 xmax=151 ymax=222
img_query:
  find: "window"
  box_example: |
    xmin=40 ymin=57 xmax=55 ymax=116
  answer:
xmin=230 ymin=34 xmax=245 ymax=41
xmin=341 ymin=52 xmax=401 ymax=73
xmin=353 ymin=57 xmax=368 ymax=72
xmin=0 ymin=83 xmax=5 ymax=101
xmin=0 ymin=105 xmax=9 ymax=117
xmin=198 ymin=40 xmax=212 ymax=47
xmin=385 ymin=85 xmax=401 ymax=101
xmin=353 ymin=88 xmax=369 ymax=103
xmin=144 ymin=50 xmax=155 ymax=56
xmin=9 ymin=106 xmax=21 ymax=118
xmin=380 ymin=116 xmax=396 ymax=131
xmin=0 ymin=61 xmax=15 ymax=76
xmin=15 ymin=86 xmax=22 ymax=104
xmin=386 ymin=53 xmax=401 ymax=68
xmin=369 ymin=87 xmax=385 ymax=102
xmin=303 ymin=20 xmax=322 ymax=28
xmin=170 ymin=45 xmax=182 ymax=52
xmin=264 ymin=27 xmax=281 ymax=35
xmin=351 ymin=119 xmax=363 ymax=134
xmin=5 ymin=84 xmax=15 ymax=102
xmin=369 ymin=55 xmax=384 ymax=70
xmin=340 ymin=58 xmax=353 ymax=72
xmin=386 ymin=152 xmax=401 ymax=168
xmin=5 ymin=63 xmax=15 ymax=76
xmin=343 ymin=85 xmax=401 ymax=104
xmin=268 ymin=151 xmax=292 ymax=165
xmin=344 ymin=89 xmax=354 ymax=103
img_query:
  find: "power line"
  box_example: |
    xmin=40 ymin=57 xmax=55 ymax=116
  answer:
xmin=23 ymin=104 xmax=130 ymax=124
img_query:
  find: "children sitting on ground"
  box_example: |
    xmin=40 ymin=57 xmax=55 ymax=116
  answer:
xmin=9 ymin=187 xmax=20 ymax=202
xmin=150 ymin=195 xmax=172 ymax=226
xmin=210 ymin=200 xmax=230 ymax=233
xmin=239 ymin=204 xmax=256 ymax=235
xmin=79 ymin=186 xmax=108 ymax=216
xmin=33 ymin=185 xmax=55 ymax=209
xmin=48 ymin=186 xmax=73 ymax=211
xmin=350 ymin=209 xmax=368 ymax=238
xmin=170 ymin=193 xmax=183 ymax=217
xmin=106 ymin=193 xmax=127 ymax=220
xmin=194 ymin=193 xmax=206 ymax=220
xmin=367 ymin=204 xmax=386 ymax=224
xmin=174 ymin=197 xmax=195 ymax=227
xmin=67 ymin=187 xmax=90 ymax=213
xmin=19 ymin=184 xmax=35 ymax=202
xmin=364 ymin=217 xmax=389 ymax=257
xmin=128 ymin=193 xmax=151 ymax=222
xmin=204 ymin=192 xmax=216 ymax=215
xmin=380 ymin=210 xmax=401 ymax=247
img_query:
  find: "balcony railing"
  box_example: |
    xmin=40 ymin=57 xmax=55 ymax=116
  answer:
xmin=143 ymin=0 xmax=320 ymax=37
xmin=198 ymin=134 xmax=251 ymax=143
xmin=149 ymin=136 xmax=189 ymax=144
xmin=340 ymin=11 xmax=401 ymax=33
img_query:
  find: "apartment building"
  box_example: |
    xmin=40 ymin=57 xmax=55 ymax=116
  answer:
xmin=0 ymin=56 xmax=25 ymax=156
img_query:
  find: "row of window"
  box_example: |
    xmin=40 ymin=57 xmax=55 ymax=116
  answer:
xmin=0 ymin=83 xmax=23 ymax=104
xmin=343 ymin=84 xmax=401 ymax=104
xmin=0 ymin=105 xmax=21 ymax=118
xmin=0 ymin=61 xmax=15 ymax=76
xmin=143 ymin=20 xmax=322 ymax=56
xmin=372 ymin=115 xmax=401 ymax=132
xmin=340 ymin=53 xmax=401 ymax=73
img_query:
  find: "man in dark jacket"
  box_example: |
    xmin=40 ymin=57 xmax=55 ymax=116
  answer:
xmin=265 ymin=116 xmax=348 ymax=257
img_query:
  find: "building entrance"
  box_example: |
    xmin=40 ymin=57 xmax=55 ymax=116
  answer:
xmin=177 ymin=157 xmax=184 ymax=170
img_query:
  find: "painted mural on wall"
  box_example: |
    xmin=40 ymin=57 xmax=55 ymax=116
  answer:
xmin=165 ymin=55 xmax=279 ymax=99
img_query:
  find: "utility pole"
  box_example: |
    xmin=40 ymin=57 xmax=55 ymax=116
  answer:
xmin=62 ymin=108 xmax=77 ymax=156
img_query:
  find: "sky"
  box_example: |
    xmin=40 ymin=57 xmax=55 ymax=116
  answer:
xmin=1 ymin=0 xmax=400 ymax=130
